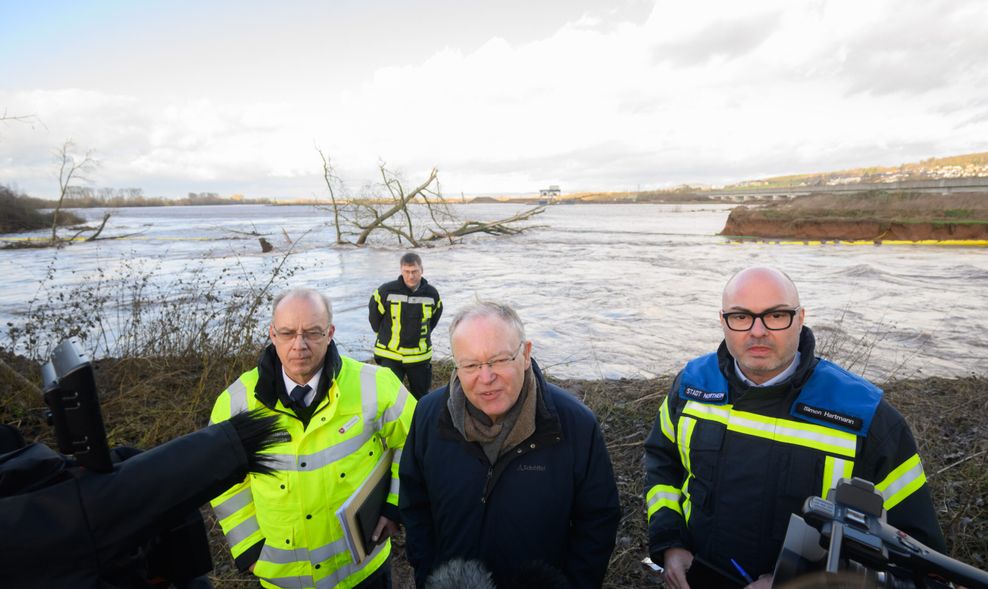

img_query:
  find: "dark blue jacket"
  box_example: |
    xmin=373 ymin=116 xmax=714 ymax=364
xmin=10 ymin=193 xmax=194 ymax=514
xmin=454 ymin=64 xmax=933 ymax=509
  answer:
xmin=398 ymin=362 xmax=620 ymax=589
xmin=644 ymin=327 xmax=946 ymax=578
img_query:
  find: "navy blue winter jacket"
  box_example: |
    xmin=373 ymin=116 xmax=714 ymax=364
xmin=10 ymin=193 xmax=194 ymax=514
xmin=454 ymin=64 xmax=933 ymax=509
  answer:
xmin=398 ymin=361 xmax=621 ymax=589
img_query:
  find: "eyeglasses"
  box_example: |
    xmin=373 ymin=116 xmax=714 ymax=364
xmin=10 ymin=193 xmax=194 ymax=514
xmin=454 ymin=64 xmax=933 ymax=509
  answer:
xmin=455 ymin=343 xmax=524 ymax=375
xmin=721 ymin=307 xmax=801 ymax=332
xmin=272 ymin=328 xmax=329 ymax=343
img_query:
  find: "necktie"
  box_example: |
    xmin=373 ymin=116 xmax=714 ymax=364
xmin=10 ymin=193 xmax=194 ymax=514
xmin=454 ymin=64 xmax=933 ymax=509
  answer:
xmin=290 ymin=384 xmax=312 ymax=409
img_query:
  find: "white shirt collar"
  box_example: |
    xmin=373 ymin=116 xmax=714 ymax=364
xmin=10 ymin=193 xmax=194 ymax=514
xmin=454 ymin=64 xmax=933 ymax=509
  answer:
xmin=282 ymin=368 xmax=322 ymax=407
xmin=734 ymin=352 xmax=801 ymax=387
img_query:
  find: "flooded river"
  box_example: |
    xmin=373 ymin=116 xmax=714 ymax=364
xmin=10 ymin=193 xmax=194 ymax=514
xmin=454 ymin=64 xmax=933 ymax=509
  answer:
xmin=2 ymin=203 xmax=985 ymax=380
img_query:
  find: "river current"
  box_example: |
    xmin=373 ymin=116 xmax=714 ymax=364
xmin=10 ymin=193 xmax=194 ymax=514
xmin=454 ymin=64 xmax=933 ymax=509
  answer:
xmin=2 ymin=203 xmax=985 ymax=381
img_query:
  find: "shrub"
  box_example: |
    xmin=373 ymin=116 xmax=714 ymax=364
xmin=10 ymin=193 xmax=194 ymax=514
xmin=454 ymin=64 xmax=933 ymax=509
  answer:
xmin=0 ymin=185 xmax=84 ymax=233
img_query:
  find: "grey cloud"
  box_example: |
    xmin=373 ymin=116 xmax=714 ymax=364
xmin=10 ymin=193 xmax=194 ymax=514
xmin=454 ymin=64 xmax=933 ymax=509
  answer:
xmin=838 ymin=2 xmax=988 ymax=97
xmin=652 ymin=11 xmax=783 ymax=67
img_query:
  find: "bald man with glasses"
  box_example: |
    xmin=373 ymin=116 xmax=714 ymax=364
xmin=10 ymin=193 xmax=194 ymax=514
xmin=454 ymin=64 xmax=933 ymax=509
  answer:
xmin=209 ymin=288 xmax=415 ymax=589
xmin=399 ymin=301 xmax=621 ymax=589
xmin=644 ymin=267 xmax=946 ymax=589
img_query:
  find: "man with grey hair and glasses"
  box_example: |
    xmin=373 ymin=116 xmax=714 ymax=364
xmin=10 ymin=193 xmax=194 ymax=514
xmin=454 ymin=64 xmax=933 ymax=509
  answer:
xmin=209 ymin=288 xmax=416 ymax=589
xmin=644 ymin=266 xmax=945 ymax=589
xmin=399 ymin=301 xmax=621 ymax=589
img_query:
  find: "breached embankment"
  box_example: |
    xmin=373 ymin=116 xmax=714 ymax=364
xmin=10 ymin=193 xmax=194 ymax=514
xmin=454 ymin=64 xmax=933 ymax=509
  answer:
xmin=720 ymin=191 xmax=988 ymax=243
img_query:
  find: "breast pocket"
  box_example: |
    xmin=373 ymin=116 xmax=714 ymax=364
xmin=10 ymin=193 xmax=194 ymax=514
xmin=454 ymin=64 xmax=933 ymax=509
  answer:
xmin=771 ymin=448 xmax=823 ymax=539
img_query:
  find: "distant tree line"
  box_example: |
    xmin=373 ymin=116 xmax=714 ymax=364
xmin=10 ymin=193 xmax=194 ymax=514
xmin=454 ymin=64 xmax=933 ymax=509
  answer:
xmin=48 ymin=187 xmax=274 ymax=208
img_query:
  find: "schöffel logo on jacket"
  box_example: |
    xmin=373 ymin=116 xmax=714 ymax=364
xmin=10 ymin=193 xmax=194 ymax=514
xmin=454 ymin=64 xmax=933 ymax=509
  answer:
xmin=517 ymin=464 xmax=546 ymax=472
xmin=682 ymin=386 xmax=726 ymax=403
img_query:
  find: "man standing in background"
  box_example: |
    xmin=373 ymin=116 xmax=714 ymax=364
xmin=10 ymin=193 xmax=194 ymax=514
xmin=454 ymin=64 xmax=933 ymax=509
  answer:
xmin=369 ymin=252 xmax=443 ymax=399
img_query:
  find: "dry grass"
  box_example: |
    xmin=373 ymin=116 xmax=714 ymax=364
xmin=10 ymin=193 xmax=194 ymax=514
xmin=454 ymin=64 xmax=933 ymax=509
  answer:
xmin=745 ymin=191 xmax=988 ymax=223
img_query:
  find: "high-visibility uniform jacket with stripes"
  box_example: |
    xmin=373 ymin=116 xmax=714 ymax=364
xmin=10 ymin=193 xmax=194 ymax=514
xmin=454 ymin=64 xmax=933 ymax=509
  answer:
xmin=644 ymin=327 xmax=945 ymax=579
xmin=369 ymin=276 xmax=442 ymax=364
xmin=209 ymin=342 xmax=416 ymax=589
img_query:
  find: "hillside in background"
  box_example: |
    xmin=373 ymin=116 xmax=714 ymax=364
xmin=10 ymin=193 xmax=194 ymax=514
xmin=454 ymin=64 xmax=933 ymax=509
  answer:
xmin=499 ymin=151 xmax=988 ymax=205
xmin=729 ymin=152 xmax=988 ymax=190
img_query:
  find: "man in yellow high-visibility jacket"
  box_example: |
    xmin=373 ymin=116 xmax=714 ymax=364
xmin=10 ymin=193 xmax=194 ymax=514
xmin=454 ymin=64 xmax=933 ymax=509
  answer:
xmin=210 ymin=288 xmax=415 ymax=589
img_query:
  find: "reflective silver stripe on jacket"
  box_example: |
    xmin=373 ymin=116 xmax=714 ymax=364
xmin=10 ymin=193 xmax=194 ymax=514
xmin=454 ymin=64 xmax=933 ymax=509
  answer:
xmin=360 ymin=364 xmax=379 ymax=428
xmin=259 ymin=540 xmax=388 ymax=588
xmin=262 ymin=364 xmax=383 ymax=472
xmin=209 ymin=378 xmax=250 ymax=425
xmin=225 ymin=514 xmax=261 ymax=547
xmin=381 ymin=386 xmax=410 ymax=427
xmin=388 ymin=448 xmax=403 ymax=497
xmin=258 ymin=537 xmax=348 ymax=565
xmin=213 ymin=487 xmax=253 ymax=521
xmin=407 ymin=296 xmax=436 ymax=305
xmin=265 ymin=432 xmax=375 ymax=472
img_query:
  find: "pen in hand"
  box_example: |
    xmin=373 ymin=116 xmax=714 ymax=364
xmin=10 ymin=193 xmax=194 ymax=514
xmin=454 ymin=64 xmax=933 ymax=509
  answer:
xmin=730 ymin=558 xmax=755 ymax=585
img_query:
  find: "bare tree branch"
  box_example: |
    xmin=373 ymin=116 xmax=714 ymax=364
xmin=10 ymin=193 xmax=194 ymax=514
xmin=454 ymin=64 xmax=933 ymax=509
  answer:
xmin=84 ymin=212 xmax=112 ymax=241
xmin=354 ymin=167 xmax=438 ymax=246
xmin=311 ymin=150 xmax=548 ymax=247
xmin=51 ymin=140 xmax=98 ymax=245
xmin=422 ymin=206 xmax=547 ymax=241
xmin=316 ymin=146 xmax=346 ymax=244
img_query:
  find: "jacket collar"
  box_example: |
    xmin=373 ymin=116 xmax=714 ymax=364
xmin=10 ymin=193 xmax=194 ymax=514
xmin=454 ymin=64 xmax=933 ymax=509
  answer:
xmin=717 ymin=325 xmax=818 ymax=395
xmin=253 ymin=340 xmax=343 ymax=411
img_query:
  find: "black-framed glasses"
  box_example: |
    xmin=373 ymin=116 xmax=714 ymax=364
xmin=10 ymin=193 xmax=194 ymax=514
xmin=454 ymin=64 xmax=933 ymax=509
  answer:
xmin=272 ymin=328 xmax=329 ymax=343
xmin=454 ymin=342 xmax=524 ymax=375
xmin=721 ymin=307 xmax=801 ymax=332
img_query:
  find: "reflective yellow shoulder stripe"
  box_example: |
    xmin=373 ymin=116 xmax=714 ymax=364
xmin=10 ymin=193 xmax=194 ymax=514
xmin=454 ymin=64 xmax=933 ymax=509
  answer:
xmin=683 ymin=401 xmax=730 ymax=425
xmin=374 ymin=343 xmax=433 ymax=363
xmin=822 ymin=456 xmax=854 ymax=498
xmin=647 ymin=484 xmax=683 ymax=519
xmin=683 ymin=401 xmax=858 ymax=458
xmin=373 ymin=289 xmax=385 ymax=315
xmin=387 ymin=300 xmax=402 ymax=350
xmin=875 ymin=453 xmax=927 ymax=511
xmin=677 ymin=416 xmax=698 ymax=523
xmin=658 ymin=396 xmax=675 ymax=443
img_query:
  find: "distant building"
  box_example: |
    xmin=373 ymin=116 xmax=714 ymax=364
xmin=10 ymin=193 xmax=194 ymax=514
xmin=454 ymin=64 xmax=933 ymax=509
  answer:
xmin=539 ymin=185 xmax=561 ymax=197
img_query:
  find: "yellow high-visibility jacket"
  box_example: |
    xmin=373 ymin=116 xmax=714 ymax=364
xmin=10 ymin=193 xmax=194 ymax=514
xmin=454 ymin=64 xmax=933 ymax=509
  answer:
xmin=209 ymin=343 xmax=415 ymax=589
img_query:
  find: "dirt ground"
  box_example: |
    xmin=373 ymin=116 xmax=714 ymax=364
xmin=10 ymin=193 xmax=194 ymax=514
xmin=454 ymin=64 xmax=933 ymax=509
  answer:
xmin=1 ymin=349 xmax=984 ymax=588
xmin=720 ymin=191 xmax=988 ymax=241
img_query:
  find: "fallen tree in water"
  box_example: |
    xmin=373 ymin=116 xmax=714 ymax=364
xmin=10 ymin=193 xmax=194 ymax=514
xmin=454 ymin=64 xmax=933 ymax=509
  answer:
xmin=316 ymin=150 xmax=545 ymax=247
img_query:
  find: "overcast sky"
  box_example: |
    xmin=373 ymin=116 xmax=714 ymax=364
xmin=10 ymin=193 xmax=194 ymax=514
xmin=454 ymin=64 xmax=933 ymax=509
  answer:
xmin=2 ymin=0 xmax=987 ymax=199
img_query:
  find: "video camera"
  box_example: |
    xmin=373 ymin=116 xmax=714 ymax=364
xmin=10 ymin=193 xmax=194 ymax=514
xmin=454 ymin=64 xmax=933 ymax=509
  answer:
xmin=773 ymin=477 xmax=988 ymax=589
xmin=39 ymin=337 xmax=113 ymax=472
